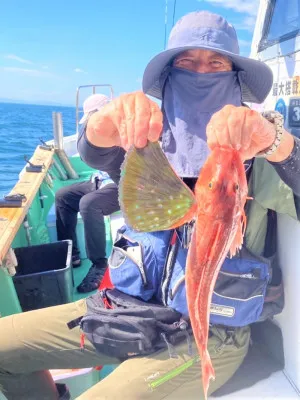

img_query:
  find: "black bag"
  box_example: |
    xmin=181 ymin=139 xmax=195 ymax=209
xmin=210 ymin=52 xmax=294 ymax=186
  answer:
xmin=68 ymin=288 xmax=192 ymax=360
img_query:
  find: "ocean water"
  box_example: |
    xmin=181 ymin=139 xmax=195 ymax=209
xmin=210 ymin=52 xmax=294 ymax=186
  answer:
xmin=0 ymin=102 xmax=76 ymax=198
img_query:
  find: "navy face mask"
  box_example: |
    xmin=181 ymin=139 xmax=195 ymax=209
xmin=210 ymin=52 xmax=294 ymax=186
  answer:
xmin=161 ymin=67 xmax=242 ymax=177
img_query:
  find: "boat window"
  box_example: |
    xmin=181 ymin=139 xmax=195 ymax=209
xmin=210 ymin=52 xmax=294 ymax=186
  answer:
xmin=259 ymin=0 xmax=300 ymax=51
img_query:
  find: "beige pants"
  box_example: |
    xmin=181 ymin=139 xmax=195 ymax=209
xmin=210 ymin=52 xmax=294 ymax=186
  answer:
xmin=0 ymin=299 xmax=250 ymax=400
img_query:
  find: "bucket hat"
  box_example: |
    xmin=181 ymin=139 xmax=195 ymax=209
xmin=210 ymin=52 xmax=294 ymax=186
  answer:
xmin=142 ymin=11 xmax=273 ymax=103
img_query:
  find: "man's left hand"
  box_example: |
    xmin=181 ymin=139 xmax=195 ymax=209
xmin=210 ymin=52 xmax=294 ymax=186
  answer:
xmin=206 ymin=105 xmax=294 ymax=162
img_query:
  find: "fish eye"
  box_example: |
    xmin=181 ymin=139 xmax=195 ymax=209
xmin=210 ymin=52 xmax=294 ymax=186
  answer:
xmin=234 ymin=184 xmax=239 ymax=191
xmin=208 ymin=182 xmax=213 ymax=189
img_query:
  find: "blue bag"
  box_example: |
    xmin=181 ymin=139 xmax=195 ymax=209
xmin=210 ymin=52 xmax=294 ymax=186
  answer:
xmin=108 ymin=225 xmax=171 ymax=301
xmin=209 ymin=248 xmax=271 ymax=326
xmin=108 ymin=225 xmax=283 ymax=327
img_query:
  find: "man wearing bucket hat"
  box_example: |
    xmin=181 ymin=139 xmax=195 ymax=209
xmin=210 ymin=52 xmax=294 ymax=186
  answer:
xmin=0 ymin=11 xmax=300 ymax=400
xmin=55 ymin=93 xmax=121 ymax=293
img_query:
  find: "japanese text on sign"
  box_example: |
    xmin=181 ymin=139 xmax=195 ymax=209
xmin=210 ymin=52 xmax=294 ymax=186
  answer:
xmin=272 ymin=77 xmax=300 ymax=97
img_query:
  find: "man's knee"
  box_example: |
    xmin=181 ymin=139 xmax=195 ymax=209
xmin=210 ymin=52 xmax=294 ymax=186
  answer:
xmin=79 ymin=194 xmax=103 ymax=217
xmin=55 ymin=186 xmax=75 ymax=206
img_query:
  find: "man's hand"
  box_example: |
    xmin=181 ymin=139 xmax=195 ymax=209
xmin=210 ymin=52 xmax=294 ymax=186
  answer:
xmin=86 ymin=91 xmax=163 ymax=150
xmin=206 ymin=105 xmax=294 ymax=162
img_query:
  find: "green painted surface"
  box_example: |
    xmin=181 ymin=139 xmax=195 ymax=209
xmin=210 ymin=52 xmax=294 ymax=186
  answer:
xmin=0 ymin=268 xmax=22 ymax=317
xmin=0 ymin=154 xmax=102 ymax=316
xmin=0 ymin=153 xmax=118 ymax=394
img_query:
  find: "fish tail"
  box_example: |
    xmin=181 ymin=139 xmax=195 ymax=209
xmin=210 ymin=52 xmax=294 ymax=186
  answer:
xmin=201 ymin=346 xmax=215 ymax=400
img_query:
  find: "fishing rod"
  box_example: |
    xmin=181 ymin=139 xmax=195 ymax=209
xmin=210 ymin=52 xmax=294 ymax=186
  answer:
xmin=164 ymin=0 xmax=177 ymax=49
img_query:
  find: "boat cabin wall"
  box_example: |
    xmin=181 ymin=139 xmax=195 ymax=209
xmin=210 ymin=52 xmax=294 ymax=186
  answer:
xmin=250 ymin=0 xmax=300 ymax=140
xmin=250 ymin=0 xmax=300 ymax=393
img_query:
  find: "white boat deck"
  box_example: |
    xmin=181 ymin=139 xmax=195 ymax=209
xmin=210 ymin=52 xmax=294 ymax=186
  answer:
xmin=215 ymin=371 xmax=298 ymax=399
xmin=211 ymin=340 xmax=300 ymax=399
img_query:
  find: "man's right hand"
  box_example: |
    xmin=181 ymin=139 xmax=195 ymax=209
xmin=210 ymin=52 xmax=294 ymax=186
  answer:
xmin=86 ymin=91 xmax=163 ymax=150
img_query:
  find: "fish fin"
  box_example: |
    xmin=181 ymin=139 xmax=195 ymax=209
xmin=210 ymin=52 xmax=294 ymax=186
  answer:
xmin=201 ymin=346 xmax=215 ymax=400
xmin=119 ymin=141 xmax=197 ymax=232
xmin=229 ymin=210 xmax=247 ymax=258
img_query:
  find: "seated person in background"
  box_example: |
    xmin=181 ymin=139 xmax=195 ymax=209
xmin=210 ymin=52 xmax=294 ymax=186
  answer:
xmin=55 ymin=93 xmax=120 ymax=293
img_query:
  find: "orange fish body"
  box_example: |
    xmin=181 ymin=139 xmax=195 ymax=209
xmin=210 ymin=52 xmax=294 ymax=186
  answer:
xmin=185 ymin=146 xmax=248 ymax=399
xmin=119 ymin=142 xmax=249 ymax=399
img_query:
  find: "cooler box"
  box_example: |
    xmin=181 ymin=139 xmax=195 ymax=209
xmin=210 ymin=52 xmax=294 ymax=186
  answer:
xmin=13 ymin=240 xmax=73 ymax=312
xmin=47 ymin=204 xmax=87 ymax=259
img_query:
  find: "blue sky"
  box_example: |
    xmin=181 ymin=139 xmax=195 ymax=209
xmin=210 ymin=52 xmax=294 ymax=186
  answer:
xmin=0 ymin=0 xmax=259 ymax=106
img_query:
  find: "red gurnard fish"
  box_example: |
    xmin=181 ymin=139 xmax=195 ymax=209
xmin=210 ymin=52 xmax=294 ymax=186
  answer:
xmin=119 ymin=142 xmax=248 ymax=399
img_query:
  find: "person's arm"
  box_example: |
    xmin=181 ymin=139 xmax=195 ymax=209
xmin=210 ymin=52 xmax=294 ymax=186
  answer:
xmin=77 ymin=121 xmax=125 ymax=184
xmin=77 ymin=92 xmax=162 ymax=184
xmin=267 ymin=135 xmax=300 ymax=197
xmin=206 ymin=106 xmax=300 ymax=195
xmin=85 ymin=92 xmax=163 ymax=150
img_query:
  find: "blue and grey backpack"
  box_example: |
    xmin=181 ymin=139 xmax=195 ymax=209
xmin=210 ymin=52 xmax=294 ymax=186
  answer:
xmin=68 ymin=212 xmax=283 ymax=359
